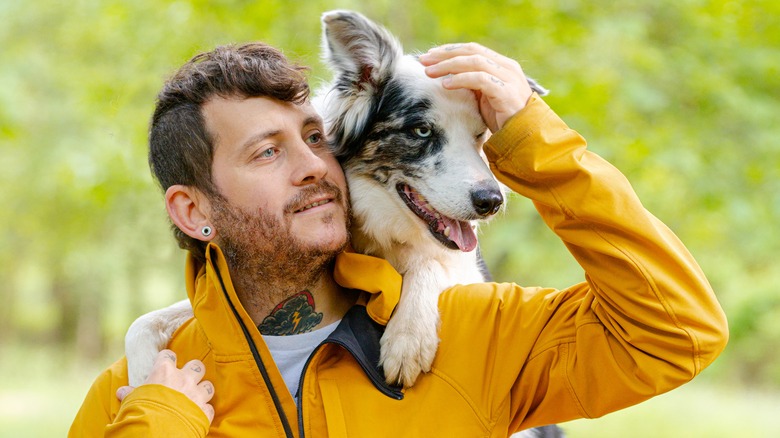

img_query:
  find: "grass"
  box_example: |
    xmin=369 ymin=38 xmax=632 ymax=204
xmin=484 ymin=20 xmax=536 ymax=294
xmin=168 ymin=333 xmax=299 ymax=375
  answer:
xmin=2 ymin=342 xmax=779 ymax=437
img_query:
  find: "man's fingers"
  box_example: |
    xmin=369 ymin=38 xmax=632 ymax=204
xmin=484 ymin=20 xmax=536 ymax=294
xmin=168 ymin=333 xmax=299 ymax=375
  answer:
xmin=154 ymin=349 xmax=178 ymax=366
xmin=420 ymin=41 xmax=534 ymax=131
xmin=423 ymin=54 xmax=506 ymax=80
xmin=442 ymin=71 xmax=506 ymax=93
xmin=420 ymin=43 xmax=529 ymax=107
xmin=116 ymin=385 xmax=134 ymax=402
xmin=202 ymin=403 xmax=215 ymax=424
xmin=197 ymin=380 xmax=215 ymax=402
xmin=184 ymin=359 xmax=206 ymax=381
xmin=441 ymin=71 xmax=518 ymax=119
xmin=145 ymin=349 xmax=179 ymax=384
xmin=421 ymin=42 xmax=498 ymax=61
xmin=139 ymin=350 xmax=215 ymax=423
xmin=421 ymin=42 xmax=518 ymax=71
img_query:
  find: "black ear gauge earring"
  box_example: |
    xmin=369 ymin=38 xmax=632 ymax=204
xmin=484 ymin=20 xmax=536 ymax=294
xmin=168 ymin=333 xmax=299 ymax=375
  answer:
xmin=201 ymin=226 xmax=213 ymax=237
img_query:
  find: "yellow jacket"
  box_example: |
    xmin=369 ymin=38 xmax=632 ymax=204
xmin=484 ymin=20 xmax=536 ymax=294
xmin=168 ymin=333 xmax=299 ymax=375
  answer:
xmin=69 ymin=95 xmax=728 ymax=437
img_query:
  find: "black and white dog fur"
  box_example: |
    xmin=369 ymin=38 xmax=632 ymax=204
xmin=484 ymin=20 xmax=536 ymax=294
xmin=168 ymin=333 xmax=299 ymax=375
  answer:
xmin=318 ymin=11 xmax=500 ymax=388
xmin=315 ymin=10 xmax=549 ymax=388
xmin=125 ymin=12 xmax=560 ymax=435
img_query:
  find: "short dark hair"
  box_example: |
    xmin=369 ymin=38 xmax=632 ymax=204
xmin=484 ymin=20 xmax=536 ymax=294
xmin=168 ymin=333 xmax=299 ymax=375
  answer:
xmin=149 ymin=42 xmax=310 ymax=261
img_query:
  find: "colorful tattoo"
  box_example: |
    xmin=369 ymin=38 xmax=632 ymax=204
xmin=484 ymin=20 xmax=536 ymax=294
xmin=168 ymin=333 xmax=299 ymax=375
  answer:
xmin=258 ymin=290 xmax=323 ymax=335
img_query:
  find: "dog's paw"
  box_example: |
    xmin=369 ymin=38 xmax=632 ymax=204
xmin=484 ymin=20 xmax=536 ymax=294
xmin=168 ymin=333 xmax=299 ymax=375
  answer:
xmin=379 ymin=318 xmax=439 ymax=388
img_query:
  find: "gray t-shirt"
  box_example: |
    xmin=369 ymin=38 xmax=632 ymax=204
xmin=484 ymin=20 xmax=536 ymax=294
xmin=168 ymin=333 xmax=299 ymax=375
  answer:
xmin=262 ymin=320 xmax=341 ymax=403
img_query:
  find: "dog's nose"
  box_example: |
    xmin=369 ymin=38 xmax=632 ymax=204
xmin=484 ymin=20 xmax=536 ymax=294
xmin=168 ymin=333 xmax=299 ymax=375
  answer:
xmin=471 ymin=185 xmax=503 ymax=217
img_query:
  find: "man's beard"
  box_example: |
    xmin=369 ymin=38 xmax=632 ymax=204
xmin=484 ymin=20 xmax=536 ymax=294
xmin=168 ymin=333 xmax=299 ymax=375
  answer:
xmin=209 ymin=180 xmax=350 ymax=308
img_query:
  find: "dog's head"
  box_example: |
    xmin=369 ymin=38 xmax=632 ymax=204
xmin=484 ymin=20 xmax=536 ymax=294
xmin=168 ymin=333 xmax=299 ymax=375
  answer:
xmin=316 ymin=10 xmax=545 ymax=253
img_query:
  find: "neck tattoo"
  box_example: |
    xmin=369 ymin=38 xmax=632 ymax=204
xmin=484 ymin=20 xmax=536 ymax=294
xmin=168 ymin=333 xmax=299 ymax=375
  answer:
xmin=258 ymin=290 xmax=324 ymax=336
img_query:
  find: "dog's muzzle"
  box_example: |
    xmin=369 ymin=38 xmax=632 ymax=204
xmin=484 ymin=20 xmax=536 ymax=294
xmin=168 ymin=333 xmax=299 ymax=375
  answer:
xmin=470 ymin=181 xmax=503 ymax=217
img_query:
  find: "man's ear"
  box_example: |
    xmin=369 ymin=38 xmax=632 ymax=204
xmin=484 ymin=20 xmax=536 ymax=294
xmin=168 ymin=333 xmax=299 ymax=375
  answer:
xmin=165 ymin=185 xmax=215 ymax=242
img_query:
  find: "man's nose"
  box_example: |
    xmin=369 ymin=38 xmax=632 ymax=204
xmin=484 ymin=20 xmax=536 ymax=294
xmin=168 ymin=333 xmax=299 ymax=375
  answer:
xmin=292 ymin=143 xmax=329 ymax=185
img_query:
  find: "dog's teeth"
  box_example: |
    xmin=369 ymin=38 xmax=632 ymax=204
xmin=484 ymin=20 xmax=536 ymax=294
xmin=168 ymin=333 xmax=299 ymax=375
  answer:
xmin=443 ymin=226 xmax=451 ymax=237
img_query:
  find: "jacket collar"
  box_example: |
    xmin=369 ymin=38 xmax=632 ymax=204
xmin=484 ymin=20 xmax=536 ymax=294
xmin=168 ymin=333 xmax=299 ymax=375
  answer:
xmin=326 ymin=306 xmax=404 ymax=399
xmin=327 ymin=251 xmax=405 ymax=398
xmin=184 ymin=244 xmax=253 ymax=356
xmin=185 ymin=244 xmax=404 ymax=398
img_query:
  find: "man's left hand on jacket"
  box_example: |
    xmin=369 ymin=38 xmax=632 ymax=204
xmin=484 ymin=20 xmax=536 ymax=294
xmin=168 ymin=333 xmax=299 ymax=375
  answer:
xmin=116 ymin=349 xmax=215 ymax=425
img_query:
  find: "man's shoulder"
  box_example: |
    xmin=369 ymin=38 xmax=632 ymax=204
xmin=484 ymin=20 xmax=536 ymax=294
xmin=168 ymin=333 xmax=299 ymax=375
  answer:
xmin=167 ymin=316 xmax=212 ymax=359
xmin=76 ymin=356 xmax=129 ymax=413
xmin=101 ymin=356 xmax=130 ymax=384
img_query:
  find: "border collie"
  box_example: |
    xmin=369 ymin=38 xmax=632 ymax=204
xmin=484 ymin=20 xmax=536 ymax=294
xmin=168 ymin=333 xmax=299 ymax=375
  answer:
xmin=315 ymin=10 xmax=548 ymax=387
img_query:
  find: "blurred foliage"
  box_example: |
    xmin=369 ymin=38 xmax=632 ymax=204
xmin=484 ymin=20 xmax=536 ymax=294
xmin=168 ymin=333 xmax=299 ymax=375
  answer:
xmin=1 ymin=0 xmax=778 ymax=400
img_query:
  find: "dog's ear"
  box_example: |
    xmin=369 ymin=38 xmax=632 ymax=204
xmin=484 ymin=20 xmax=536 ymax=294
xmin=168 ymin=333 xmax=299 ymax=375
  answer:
xmin=320 ymin=10 xmax=403 ymax=160
xmin=321 ymin=10 xmax=402 ymax=91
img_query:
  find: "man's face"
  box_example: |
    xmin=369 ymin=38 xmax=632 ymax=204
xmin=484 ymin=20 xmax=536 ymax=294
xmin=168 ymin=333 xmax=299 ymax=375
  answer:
xmin=202 ymin=96 xmax=350 ymax=261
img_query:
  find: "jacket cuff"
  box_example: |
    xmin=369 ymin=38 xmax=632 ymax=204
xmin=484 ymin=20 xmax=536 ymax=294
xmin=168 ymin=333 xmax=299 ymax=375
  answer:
xmin=484 ymin=92 xmax=589 ymax=187
xmin=483 ymin=92 xmax=559 ymax=173
xmin=108 ymin=384 xmax=209 ymax=437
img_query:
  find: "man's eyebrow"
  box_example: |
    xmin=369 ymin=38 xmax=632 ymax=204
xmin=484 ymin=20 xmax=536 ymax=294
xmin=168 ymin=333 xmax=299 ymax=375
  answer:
xmin=303 ymin=115 xmax=323 ymax=128
xmin=240 ymin=129 xmax=281 ymax=154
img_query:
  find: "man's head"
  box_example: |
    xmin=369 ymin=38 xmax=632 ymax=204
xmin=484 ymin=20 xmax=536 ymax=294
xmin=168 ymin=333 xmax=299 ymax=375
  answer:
xmin=149 ymin=43 xmax=350 ymax=275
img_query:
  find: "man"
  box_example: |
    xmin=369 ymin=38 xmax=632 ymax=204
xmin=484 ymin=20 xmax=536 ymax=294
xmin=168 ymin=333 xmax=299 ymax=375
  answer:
xmin=70 ymin=41 xmax=728 ymax=437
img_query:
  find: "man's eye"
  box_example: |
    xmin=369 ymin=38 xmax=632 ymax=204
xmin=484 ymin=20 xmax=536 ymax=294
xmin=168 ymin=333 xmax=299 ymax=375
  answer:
xmin=258 ymin=148 xmax=276 ymax=159
xmin=413 ymin=127 xmax=432 ymax=138
xmin=307 ymin=132 xmax=323 ymax=144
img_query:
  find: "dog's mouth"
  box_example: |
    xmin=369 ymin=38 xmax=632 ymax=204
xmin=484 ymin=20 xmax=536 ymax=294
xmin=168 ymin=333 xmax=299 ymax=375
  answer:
xmin=396 ymin=183 xmax=477 ymax=252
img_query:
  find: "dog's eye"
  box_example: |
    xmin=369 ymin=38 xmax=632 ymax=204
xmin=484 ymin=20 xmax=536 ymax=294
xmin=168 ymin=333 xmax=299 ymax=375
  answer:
xmin=475 ymin=130 xmax=487 ymax=140
xmin=413 ymin=127 xmax=432 ymax=138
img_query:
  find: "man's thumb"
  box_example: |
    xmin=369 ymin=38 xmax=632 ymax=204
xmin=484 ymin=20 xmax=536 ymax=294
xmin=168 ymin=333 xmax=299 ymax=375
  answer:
xmin=116 ymin=385 xmax=135 ymax=402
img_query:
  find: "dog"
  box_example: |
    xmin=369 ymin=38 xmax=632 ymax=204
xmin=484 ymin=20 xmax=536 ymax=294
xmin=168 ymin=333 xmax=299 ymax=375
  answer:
xmin=317 ymin=13 xmax=563 ymax=437
xmin=315 ymin=10 xmax=549 ymax=388
xmin=125 ymin=11 xmax=555 ymax=432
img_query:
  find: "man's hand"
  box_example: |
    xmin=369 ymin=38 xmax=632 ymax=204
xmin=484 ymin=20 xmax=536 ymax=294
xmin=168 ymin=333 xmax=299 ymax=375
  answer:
xmin=116 ymin=349 xmax=215 ymax=424
xmin=419 ymin=42 xmax=533 ymax=133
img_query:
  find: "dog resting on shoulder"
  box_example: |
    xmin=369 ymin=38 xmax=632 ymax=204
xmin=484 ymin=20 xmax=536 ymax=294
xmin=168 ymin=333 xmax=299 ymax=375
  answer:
xmin=125 ymin=10 xmax=549 ymax=393
xmin=315 ymin=10 xmax=550 ymax=388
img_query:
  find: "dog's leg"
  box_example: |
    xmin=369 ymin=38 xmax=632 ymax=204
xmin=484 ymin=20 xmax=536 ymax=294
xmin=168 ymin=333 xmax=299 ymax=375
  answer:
xmin=380 ymin=260 xmax=447 ymax=387
xmin=125 ymin=299 xmax=193 ymax=387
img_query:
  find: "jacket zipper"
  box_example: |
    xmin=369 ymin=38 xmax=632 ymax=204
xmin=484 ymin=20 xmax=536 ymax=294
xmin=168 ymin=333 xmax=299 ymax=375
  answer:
xmin=212 ymin=261 xmax=295 ymax=438
xmin=296 ymin=342 xmax=327 ymax=438
xmin=296 ymin=338 xmax=404 ymax=438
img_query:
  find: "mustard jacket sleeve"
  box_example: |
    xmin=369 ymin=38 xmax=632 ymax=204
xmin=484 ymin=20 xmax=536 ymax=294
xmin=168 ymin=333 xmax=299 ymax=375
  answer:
xmin=480 ymin=94 xmax=728 ymax=430
xmin=68 ymin=358 xmax=209 ymax=437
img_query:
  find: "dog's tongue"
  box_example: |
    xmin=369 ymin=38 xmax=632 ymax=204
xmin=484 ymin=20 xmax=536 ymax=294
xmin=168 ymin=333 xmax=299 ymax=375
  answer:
xmin=400 ymin=184 xmax=478 ymax=252
xmin=438 ymin=216 xmax=478 ymax=252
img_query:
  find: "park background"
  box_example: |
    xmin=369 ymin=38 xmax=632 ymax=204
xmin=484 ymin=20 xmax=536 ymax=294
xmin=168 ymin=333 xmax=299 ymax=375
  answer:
xmin=1 ymin=0 xmax=778 ymax=436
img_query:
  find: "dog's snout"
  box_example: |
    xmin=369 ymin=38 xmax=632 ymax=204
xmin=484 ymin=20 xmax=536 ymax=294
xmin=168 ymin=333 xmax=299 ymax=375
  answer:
xmin=471 ymin=184 xmax=503 ymax=217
